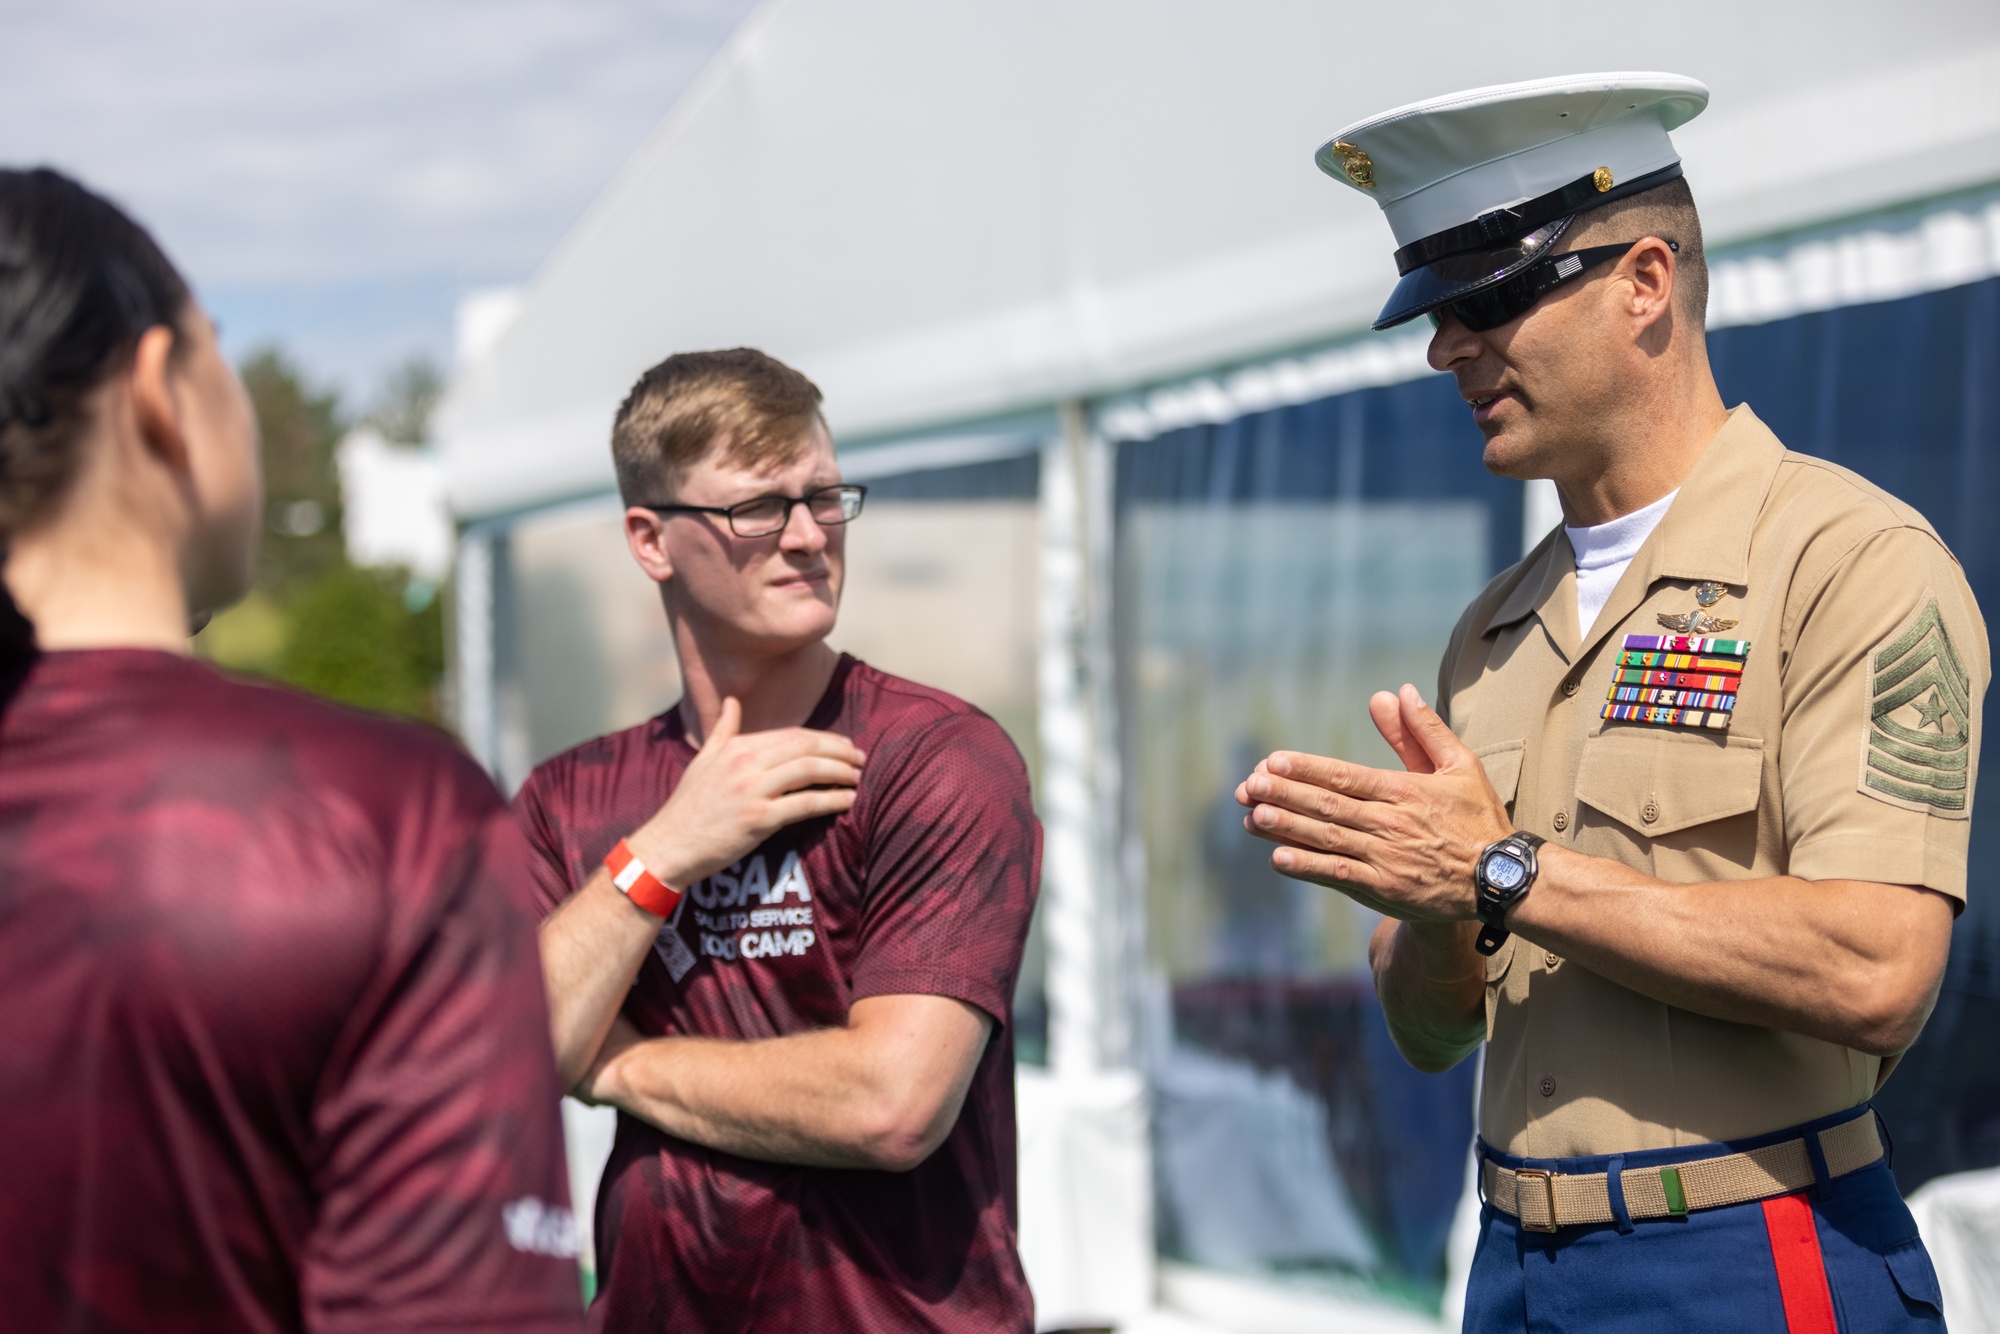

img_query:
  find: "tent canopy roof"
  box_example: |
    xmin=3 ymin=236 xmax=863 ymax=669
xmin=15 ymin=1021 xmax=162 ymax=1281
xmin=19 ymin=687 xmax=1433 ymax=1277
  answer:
xmin=440 ymin=0 xmax=2000 ymax=519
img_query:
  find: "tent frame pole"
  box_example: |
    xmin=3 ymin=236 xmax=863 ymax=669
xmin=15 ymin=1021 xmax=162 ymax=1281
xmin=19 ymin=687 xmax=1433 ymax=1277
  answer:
xmin=1038 ymin=402 xmax=1136 ymax=1076
xmin=453 ymin=525 xmax=502 ymax=775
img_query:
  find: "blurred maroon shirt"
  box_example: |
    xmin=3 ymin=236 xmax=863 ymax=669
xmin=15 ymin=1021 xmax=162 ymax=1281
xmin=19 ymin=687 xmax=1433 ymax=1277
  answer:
xmin=0 ymin=649 xmax=585 ymax=1333
xmin=515 ymin=655 xmax=1040 ymax=1334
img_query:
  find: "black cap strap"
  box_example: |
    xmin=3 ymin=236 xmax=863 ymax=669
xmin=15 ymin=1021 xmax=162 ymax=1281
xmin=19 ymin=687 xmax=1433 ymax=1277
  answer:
xmin=1393 ymin=162 xmax=1684 ymax=276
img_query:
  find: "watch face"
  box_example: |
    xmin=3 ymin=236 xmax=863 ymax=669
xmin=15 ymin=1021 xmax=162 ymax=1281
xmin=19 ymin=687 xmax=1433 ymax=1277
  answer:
xmin=1482 ymin=852 xmax=1527 ymax=892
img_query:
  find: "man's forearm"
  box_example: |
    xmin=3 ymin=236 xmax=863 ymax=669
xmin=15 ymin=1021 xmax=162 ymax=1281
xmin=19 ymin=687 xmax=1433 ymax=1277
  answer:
xmin=1508 ymin=847 xmax=1953 ymax=1056
xmin=589 ymin=1028 xmax=901 ymax=1169
xmin=1369 ymin=917 xmax=1486 ymax=1072
xmin=539 ymin=872 xmax=667 ymax=1087
xmin=586 ymin=996 xmax=993 ymax=1172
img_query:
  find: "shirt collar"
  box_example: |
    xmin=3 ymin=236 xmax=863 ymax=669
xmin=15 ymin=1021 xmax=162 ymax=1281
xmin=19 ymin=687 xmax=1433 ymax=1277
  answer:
xmin=1646 ymin=404 xmax=1785 ymax=586
xmin=1479 ymin=405 xmax=1786 ymax=653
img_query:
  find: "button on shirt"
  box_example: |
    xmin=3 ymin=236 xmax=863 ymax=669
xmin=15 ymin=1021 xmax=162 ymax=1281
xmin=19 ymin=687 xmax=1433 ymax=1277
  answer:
xmin=1439 ymin=406 xmax=1989 ymax=1158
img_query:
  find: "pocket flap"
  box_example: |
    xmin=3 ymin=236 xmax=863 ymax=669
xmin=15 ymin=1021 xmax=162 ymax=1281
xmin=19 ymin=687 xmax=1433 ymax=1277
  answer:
xmin=1475 ymin=740 xmax=1526 ymax=805
xmin=1883 ymin=1240 xmax=1943 ymax=1312
xmin=1576 ymin=729 xmax=1763 ymax=836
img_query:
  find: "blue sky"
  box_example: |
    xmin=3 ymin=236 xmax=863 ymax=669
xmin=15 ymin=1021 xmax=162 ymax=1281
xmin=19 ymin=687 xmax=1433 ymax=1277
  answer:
xmin=1 ymin=0 xmax=756 ymax=409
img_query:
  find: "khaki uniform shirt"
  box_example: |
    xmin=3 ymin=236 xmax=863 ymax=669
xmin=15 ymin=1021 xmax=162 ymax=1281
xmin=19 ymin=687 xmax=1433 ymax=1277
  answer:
xmin=1439 ymin=405 xmax=1989 ymax=1159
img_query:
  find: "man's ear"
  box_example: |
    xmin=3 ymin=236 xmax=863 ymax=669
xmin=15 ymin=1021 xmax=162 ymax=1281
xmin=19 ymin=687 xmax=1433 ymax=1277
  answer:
xmin=624 ymin=507 xmax=675 ymax=584
xmin=129 ymin=325 xmax=191 ymax=474
xmin=1622 ymin=236 xmax=1678 ymax=340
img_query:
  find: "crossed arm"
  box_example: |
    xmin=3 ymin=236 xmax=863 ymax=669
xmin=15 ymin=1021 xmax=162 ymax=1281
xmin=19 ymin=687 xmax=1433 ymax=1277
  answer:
xmin=1237 ymin=685 xmax=1955 ymax=1073
xmin=540 ymin=698 xmax=993 ymax=1172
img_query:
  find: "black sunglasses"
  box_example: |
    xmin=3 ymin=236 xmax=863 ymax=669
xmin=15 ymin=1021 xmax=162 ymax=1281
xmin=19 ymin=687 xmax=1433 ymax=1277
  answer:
xmin=641 ymin=483 xmax=868 ymax=538
xmin=1428 ymin=239 xmax=1678 ymax=333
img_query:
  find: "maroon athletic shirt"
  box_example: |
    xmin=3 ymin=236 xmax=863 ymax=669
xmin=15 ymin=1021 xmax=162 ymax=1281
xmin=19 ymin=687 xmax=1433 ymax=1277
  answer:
xmin=515 ymin=655 xmax=1040 ymax=1334
xmin=0 ymin=649 xmax=585 ymax=1333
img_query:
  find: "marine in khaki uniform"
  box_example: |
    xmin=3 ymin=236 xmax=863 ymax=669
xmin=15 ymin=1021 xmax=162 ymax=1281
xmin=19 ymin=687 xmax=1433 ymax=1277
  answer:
xmin=1238 ymin=75 xmax=1984 ymax=1331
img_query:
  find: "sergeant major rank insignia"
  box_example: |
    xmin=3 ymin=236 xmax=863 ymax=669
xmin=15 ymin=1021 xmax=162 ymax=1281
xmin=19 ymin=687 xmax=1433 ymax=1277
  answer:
xmin=1862 ymin=596 xmax=1971 ymax=815
xmin=1604 ymin=582 xmax=1748 ymax=731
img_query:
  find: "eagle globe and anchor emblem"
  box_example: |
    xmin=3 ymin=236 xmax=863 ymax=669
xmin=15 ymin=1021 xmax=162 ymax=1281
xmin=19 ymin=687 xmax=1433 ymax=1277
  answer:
xmin=1328 ymin=140 xmax=1375 ymax=189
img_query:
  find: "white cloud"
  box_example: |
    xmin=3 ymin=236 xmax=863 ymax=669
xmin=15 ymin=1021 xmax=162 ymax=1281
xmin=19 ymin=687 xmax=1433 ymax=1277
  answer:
xmin=0 ymin=0 xmax=755 ymax=392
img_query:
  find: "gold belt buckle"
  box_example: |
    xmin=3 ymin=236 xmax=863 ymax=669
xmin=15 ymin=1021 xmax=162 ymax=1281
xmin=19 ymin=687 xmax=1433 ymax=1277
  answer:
xmin=1515 ymin=1169 xmax=1559 ymax=1232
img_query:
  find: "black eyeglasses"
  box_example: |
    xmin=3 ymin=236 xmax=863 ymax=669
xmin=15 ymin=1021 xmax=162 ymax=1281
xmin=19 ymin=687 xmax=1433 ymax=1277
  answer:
xmin=1428 ymin=239 xmax=1677 ymax=333
xmin=642 ymin=483 xmax=868 ymax=538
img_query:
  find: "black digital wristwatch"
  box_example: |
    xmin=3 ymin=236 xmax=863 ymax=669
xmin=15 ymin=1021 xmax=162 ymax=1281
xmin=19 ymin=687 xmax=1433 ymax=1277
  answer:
xmin=1473 ymin=831 xmax=1546 ymax=956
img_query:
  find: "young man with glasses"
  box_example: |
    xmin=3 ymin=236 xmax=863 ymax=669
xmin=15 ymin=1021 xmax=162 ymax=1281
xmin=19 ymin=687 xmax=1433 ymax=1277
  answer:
xmin=520 ymin=348 xmax=1039 ymax=1333
xmin=1239 ymin=77 xmax=1981 ymax=1329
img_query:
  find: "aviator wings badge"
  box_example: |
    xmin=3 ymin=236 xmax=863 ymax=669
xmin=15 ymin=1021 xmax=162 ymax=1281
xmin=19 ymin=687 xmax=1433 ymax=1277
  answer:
xmin=1657 ymin=580 xmax=1739 ymax=635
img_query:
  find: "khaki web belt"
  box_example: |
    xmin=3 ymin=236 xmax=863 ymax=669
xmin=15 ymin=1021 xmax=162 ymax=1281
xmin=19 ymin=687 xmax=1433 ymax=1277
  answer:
xmin=1483 ymin=1113 xmax=1883 ymax=1233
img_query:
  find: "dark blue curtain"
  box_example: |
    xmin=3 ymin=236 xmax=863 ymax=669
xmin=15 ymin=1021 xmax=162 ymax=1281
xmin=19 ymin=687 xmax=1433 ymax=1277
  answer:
xmin=1116 ymin=376 xmax=1523 ymax=571
xmin=1710 ymin=275 xmax=2000 ymax=1193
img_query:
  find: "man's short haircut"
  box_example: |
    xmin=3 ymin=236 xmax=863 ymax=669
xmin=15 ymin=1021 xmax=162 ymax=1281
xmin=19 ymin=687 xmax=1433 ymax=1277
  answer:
xmin=612 ymin=348 xmax=825 ymax=503
xmin=1568 ymin=175 xmax=1708 ymax=327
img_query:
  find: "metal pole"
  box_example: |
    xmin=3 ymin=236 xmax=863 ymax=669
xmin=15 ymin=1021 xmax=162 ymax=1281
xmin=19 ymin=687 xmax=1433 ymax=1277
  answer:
xmin=1029 ymin=403 xmax=1155 ymax=1324
xmin=453 ymin=526 xmax=499 ymax=775
xmin=1038 ymin=401 xmax=1134 ymax=1076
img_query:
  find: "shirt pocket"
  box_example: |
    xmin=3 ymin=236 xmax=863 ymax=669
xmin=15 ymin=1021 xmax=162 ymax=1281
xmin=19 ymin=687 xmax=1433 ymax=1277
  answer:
xmin=1474 ymin=739 xmax=1526 ymax=808
xmin=1575 ymin=729 xmax=1764 ymax=836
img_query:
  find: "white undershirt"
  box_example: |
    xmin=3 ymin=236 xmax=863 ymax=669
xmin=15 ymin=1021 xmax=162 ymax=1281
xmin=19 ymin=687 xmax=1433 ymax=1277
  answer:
xmin=1565 ymin=489 xmax=1679 ymax=637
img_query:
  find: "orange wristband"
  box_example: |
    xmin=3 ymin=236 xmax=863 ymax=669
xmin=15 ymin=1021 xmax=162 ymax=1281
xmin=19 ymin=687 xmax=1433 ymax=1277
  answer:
xmin=605 ymin=839 xmax=683 ymax=918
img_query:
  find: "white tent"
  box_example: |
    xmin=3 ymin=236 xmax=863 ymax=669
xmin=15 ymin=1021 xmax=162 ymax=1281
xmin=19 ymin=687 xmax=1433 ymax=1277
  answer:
xmin=439 ymin=0 xmax=2000 ymax=518
xmin=438 ymin=4 xmax=2000 ymax=1329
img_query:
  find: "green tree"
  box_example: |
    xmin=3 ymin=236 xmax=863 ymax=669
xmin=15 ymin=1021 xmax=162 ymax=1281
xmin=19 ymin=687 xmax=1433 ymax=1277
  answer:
xmin=200 ymin=350 xmax=446 ymax=724
xmin=275 ymin=564 xmax=445 ymax=719
xmin=240 ymin=347 xmax=345 ymax=596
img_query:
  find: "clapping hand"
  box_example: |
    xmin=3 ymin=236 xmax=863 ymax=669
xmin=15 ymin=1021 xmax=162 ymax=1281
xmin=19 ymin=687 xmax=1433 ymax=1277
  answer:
xmin=1235 ymin=684 xmax=1513 ymax=923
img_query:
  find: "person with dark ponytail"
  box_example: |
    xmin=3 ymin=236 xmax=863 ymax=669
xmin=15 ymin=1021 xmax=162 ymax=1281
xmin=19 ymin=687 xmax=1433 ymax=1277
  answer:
xmin=0 ymin=169 xmax=585 ymax=1332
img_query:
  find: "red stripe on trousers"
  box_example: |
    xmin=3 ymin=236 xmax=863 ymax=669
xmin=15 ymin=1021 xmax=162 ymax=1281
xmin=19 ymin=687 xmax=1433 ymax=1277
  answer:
xmin=1762 ymin=1192 xmax=1838 ymax=1334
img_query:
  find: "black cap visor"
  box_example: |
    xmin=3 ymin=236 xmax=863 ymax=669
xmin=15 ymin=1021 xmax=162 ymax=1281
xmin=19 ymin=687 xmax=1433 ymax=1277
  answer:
xmin=1372 ymin=162 xmax=1687 ymax=331
xmin=1373 ymin=217 xmax=1572 ymax=331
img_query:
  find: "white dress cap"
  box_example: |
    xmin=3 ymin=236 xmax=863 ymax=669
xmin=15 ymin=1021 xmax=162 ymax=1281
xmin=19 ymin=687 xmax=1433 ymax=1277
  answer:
xmin=1317 ymin=72 xmax=1709 ymax=251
